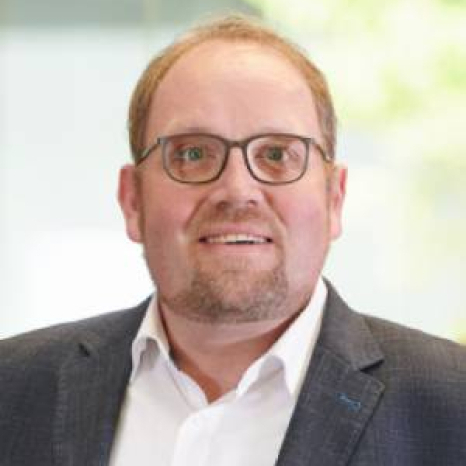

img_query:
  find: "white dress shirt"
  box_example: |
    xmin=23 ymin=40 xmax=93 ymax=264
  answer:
xmin=109 ymin=279 xmax=327 ymax=466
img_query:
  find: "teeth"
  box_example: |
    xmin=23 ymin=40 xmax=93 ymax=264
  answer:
xmin=205 ymin=234 xmax=268 ymax=244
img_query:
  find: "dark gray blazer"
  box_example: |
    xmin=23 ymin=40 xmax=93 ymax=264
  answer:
xmin=1 ymin=284 xmax=466 ymax=465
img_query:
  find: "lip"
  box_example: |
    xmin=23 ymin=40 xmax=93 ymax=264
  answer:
xmin=197 ymin=225 xmax=274 ymax=245
xmin=200 ymin=233 xmax=272 ymax=245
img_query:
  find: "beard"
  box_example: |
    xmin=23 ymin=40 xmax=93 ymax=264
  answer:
xmin=160 ymin=258 xmax=290 ymax=324
xmin=143 ymin=204 xmax=297 ymax=324
xmin=141 ymin=199 xmax=318 ymax=325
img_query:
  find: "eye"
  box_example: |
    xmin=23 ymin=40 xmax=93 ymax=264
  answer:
xmin=176 ymin=146 xmax=205 ymax=162
xmin=264 ymin=146 xmax=286 ymax=162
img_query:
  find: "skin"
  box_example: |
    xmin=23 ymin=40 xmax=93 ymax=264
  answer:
xmin=118 ymin=40 xmax=347 ymax=401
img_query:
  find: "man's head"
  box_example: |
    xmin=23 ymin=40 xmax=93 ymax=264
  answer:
xmin=119 ymin=15 xmax=346 ymax=325
xmin=128 ymin=15 xmax=337 ymax=163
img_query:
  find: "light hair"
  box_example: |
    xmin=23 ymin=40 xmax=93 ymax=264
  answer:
xmin=128 ymin=14 xmax=336 ymax=163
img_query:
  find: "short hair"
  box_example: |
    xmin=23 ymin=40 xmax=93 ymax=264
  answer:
xmin=128 ymin=14 xmax=336 ymax=163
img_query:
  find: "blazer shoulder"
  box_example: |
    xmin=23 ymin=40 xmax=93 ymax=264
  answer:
xmin=0 ymin=299 xmax=149 ymax=372
xmin=363 ymin=313 xmax=466 ymax=375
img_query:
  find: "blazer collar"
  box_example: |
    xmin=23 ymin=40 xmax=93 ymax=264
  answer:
xmin=317 ymin=280 xmax=384 ymax=371
xmin=53 ymin=300 xmax=148 ymax=466
xmin=276 ymin=281 xmax=385 ymax=466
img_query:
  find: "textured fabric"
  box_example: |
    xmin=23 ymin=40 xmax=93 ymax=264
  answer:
xmin=109 ymin=279 xmax=326 ymax=466
xmin=1 ymin=283 xmax=466 ymax=466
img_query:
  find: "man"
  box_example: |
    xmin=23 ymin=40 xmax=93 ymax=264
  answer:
xmin=1 ymin=15 xmax=465 ymax=466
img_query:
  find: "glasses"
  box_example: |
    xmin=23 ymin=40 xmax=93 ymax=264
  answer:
xmin=138 ymin=133 xmax=332 ymax=185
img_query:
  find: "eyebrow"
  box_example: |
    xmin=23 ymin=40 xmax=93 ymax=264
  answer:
xmin=160 ymin=125 xmax=305 ymax=138
xmin=160 ymin=124 xmax=213 ymax=136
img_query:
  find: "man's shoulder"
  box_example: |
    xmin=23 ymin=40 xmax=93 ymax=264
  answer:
xmin=363 ymin=312 xmax=466 ymax=373
xmin=324 ymin=282 xmax=466 ymax=373
xmin=323 ymin=282 xmax=466 ymax=383
xmin=356 ymin=312 xmax=466 ymax=418
xmin=0 ymin=299 xmax=149 ymax=372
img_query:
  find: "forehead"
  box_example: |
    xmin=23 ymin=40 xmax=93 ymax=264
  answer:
xmin=146 ymin=40 xmax=319 ymax=139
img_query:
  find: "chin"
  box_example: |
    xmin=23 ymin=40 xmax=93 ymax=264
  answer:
xmin=165 ymin=266 xmax=292 ymax=324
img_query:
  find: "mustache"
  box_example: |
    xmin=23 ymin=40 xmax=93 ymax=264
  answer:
xmin=190 ymin=204 xmax=282 ymax=240
xmin=201 ymin=206 xmax=269 ymax=223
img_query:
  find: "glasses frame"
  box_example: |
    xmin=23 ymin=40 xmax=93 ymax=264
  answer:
xmin=137 ymin=132 xmax=332 ymax=185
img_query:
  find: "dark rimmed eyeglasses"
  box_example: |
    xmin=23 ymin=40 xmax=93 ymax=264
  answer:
xmin=137 ymin=133 xmax=332 ymax=185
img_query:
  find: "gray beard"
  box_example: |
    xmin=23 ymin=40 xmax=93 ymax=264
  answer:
xmin=159 ymin=263 xmax=290 ymax=324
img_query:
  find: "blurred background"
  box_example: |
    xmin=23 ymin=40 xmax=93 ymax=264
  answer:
xmin=1 ymin=0 xmax=465 ymax=341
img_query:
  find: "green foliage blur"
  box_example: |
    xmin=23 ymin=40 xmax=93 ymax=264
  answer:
xmin=245 ymin=0 xmax=466 ymax=341
xmin=244 ymin=0 xmax=464 ymax=144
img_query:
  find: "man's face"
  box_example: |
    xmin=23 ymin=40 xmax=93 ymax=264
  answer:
xmin=119 ymin=40 xmax=346 ymax=324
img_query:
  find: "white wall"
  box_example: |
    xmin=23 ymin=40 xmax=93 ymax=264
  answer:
xmin=1 ymin=29 xmax=157 ymax=336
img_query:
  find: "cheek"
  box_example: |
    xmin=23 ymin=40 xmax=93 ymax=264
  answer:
xmin=140 ymin=176 xmax=196 ymax=241
xmin=139 ymin=181 xmax=202 ymax=286
xmin=140 ymin=201 xmax=189 ymax=293
xmin=289 ymin=201 xmax=330 ymax=249
xmin=141 ymin=196 xmax=189 ymax=250
xmin=277 ymin=192 xmax=331 ymax=277
xmin=278 ymin=185 xmax=330 ymax=238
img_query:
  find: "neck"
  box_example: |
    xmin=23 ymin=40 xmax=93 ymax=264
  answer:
xmin=158 ymin=303 xmax=298 ymax=402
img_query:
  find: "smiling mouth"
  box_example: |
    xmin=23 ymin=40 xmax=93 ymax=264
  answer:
xmin=199 ymin=233 xmax=273 ymax=245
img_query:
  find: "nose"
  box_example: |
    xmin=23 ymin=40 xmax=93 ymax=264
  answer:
xmin=207 ymin=146 xmax=265 ymax=206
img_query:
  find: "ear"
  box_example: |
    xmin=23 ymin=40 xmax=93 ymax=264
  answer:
xmin=118 ymin=164 xmax=143 ymax=243
xmin=328 ymin=163 xmax=347 ymax=240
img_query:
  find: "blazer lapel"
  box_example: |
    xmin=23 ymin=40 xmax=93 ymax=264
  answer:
xmin=53 ymin=306 xmax=147 ymax=466
xmin=276 ymin=283 xmax=385 ymax=466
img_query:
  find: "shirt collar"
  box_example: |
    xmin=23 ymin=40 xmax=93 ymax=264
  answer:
xmin=130 ymin=296 xmax=171 ymax=383
xmin=130 ymin=278 xmax=327 ymax=395
xmin=266 ymin=277 xmax=327 ymax=396
xmin=235 ymin=278 xmax=327 ymax=397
